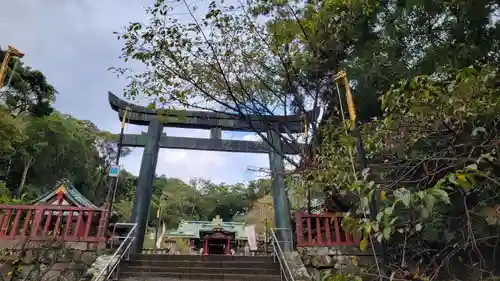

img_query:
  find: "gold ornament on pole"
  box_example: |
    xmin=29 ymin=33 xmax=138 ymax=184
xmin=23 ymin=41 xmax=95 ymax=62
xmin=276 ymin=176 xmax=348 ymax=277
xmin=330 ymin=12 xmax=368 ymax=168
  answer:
xmin=333 ymin=69 xmax=389 ymax=265
xmin=333 ymin=70 xmax=357 ymax=124
xmin=0 ymin=46 xmax=24 ymax=88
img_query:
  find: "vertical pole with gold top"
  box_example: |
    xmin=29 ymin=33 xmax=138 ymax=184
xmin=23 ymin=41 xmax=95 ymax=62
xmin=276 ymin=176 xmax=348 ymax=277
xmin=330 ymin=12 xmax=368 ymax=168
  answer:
xmin=0 ymin=46 xmax=24 ymax=88
xmin=333 ymin=70 xmax=368 ymax=169
xmin=106 ymin=107 xmax=130 ymax=218
xmin=333 ymin=70 xmax=388 ymax=268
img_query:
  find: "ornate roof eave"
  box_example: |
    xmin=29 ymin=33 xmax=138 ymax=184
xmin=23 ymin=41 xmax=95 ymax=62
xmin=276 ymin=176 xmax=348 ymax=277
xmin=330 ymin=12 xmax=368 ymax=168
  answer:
xmin=32 ymin=179 xmax=98 ymax=208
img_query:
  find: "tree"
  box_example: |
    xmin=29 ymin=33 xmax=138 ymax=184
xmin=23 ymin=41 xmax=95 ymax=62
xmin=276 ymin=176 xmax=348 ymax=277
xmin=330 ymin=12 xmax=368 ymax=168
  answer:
xmin=155 ymin=177 xmax=204 ymax=227
xmin=247 ymin=178 xmax=271 ymax=202
xmin=113 ymin=0 xmax=500 ymax=278
xmin=117 ymin=0 xmax=499 ymax=121
xmin=0 ymin=108 xmax=26 ymax=155
xmin=0 ymin=48 xmax=56 ymax=117
xmin=0 ymin=48 xmax=136 ymax=205
xmin=113 ymin=0 xmax=331 ymax=169
xmin=245 ymin=195 xmax=274 ymax=235
xmin=0 ymin=112 xmax=129 ymax=201
xmin=308 ymin=65 xmax=500 ymax=280
xmin=83 ymin=131 xmax=132 ymax=203
xmin=240 ymin=0 xmax=500 ymax=121
xmin=0 ymin=107 xmax=27 ymax=181
xmin=110 ymin=175 xmax=272 ymax=229
xmin=13 ymin=115 xmax=56 ymax=196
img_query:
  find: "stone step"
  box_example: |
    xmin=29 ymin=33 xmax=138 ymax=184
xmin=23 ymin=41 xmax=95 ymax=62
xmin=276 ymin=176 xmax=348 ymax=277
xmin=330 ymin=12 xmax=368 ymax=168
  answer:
xmin=129 ymin=254 xmax=274 ymax=263
xmin=121 ymin=259 xmax=280 ymax=269
xmin=119 ymin=271 xmax=282 ymax=281
xmin=119 ymin=279 xmax=213 ymax=281
xmin=120 ymin=266 xmax=280 ymax=275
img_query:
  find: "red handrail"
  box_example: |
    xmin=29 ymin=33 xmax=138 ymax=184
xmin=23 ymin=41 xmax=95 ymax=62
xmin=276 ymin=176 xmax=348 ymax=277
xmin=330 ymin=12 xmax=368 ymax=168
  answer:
xmin=294 ymin=211 xmax=358 ymax=247
xmin=0 ymin=205 xmax=109 ymax=242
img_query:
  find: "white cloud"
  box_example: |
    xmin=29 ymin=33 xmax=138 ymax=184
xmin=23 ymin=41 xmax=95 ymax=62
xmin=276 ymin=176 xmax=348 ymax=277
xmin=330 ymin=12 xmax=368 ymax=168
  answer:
xmin=154 ymin=128 xmax=227 ymax=181
xmin=119 ymin=128 xmax=269 ymax=184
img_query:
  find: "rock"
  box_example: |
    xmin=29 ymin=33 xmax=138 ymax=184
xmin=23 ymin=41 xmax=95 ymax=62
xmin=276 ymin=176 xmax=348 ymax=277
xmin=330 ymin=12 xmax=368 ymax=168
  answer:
xmin=297 ymin=247 xmax=308 ymax=255
xmin=319 ymin=268 xmax=333 ymax=279
xmin=329 ymin=248 xmax=341 ymax=255
xmin=85 ymin=255 xmax=118 ymax=280
xmin=67 ymin=262 xmax=86 ymax=271
xmin=311 ymin=255 xmax=333 ymax=268
xmin=284 ymin=251 xmax=312 ymax=281
xmin=309 ymin=247 xmax=330 ymax=256
xmin=306 ymin=267 xmax=321 ymax=281
xmin=335 ymin=254 xmax=346 ymax=262
xmin=302 ymin=255 xmax=312 ymax=266
xmin=298 ymin=245 xmax=379 ymax=278
xmin=81 ymin=252 xmax=97 ymax=265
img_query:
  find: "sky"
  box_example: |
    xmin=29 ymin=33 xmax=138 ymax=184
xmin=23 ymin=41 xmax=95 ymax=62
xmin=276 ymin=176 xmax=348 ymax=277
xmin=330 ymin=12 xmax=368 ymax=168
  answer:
xmin=0 ymin=0 xmax=269 ymax=185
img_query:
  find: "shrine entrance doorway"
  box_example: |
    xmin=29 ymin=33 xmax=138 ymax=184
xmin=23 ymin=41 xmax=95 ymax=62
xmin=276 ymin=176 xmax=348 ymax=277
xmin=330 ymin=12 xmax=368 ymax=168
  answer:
xmin=203 ymin=233 xmax=231 ymax=255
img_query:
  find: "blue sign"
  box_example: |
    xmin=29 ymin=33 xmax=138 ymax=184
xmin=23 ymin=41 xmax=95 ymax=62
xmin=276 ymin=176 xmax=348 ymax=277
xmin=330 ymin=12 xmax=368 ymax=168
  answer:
xmin=109 ymin=164 xmax=120 ymax=177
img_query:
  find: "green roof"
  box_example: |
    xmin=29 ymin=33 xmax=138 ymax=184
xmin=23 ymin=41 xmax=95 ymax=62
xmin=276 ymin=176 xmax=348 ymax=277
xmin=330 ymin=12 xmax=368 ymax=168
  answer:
xmin=169 ymin=219 xmax=247 ymax=240
xmin=33 ymin=179 xmax=98 ymax=208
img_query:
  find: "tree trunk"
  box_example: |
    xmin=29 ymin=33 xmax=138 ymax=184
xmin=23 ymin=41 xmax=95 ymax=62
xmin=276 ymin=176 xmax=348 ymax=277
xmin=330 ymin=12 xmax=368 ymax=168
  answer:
xmin=18 ymin=156 xmax=33 ymax=198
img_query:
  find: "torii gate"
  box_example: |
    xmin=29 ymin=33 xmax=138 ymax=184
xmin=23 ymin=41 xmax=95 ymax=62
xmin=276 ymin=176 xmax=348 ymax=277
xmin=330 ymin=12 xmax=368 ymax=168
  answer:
xmin=108 ymin=92 xmax=316 ymax=253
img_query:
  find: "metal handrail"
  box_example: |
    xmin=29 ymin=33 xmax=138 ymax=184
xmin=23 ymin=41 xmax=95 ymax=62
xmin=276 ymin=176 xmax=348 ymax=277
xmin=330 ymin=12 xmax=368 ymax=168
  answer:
xmin=93 ymin=222 xmax=137 ymax=281
xmin=270 ymin=228 xmax=295 ymax=281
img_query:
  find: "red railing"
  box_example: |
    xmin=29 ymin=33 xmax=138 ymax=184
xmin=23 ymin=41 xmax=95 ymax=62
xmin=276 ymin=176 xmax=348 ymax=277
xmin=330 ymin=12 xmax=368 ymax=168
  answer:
xmin=0 ymin=205 xmax=109 ymax=242
xmin=295 ymin=211 xmax=358 ymax=247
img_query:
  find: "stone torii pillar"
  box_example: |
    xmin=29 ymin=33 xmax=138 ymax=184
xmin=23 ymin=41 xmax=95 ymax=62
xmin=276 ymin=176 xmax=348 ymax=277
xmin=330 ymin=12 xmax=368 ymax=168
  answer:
xmin=129 ymin=118 xmax=163 ymax=253
xmin=108 ymin=92 xmax=317 ymax=253
xmin=268 ymin=127 xmax=292 ymax=251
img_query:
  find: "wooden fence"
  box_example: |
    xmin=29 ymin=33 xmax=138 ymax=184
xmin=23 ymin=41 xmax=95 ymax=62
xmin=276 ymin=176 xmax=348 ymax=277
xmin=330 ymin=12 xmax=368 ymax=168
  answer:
xmin=295 ymin=211 xmax=358 ymax=247
xmin=0 ymin=205 xmax=108 ymax=242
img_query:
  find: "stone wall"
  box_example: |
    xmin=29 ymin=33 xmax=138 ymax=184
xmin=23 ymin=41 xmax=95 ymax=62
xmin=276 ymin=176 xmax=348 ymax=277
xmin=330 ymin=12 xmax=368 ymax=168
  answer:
xmin=284 ymin=251 xmax=313 ymax=281
xmin=0 ymin=240 xmax=110 ymax=281
xmin=298 ymin=246 xmax=377 ymax=281
xmin=0 ymin=261 xmax=93 ymax=281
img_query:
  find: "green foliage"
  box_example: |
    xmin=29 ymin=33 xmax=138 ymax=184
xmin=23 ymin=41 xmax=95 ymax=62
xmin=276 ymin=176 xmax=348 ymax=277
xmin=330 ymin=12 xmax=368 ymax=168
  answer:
xmin=0 ymin=51 xmax=271 ymax=231
xmin=2 ymin=2 xmax=498 ymax=280
xmin=322 ymin=272 xmax=363 ymax=281
xmin=0 ymin=181 xmax=26 ymax=204
xmin=308 ymin=65 xmax=500 ymax=279
xmin=174 ymin=238 xmax=191 ymax=253
xmin=245 ymin=195 xmax=274 ymax=235
xmin=115 ymin=176 xmax=273 ymax=229
xmin=114 ymin=0 xmax=499 ymax=127
xmin=0 ymin=48 xmax=56 ymax=117
xmin=0 ymin=112 xmax=125 ymax=201
xmin=113 ymin=1 xmax=499 ymax=278
xmin=0 ymin=108 xmax=26 ymax=157
xmin=0 ymin=53 xmax=135 ymax=204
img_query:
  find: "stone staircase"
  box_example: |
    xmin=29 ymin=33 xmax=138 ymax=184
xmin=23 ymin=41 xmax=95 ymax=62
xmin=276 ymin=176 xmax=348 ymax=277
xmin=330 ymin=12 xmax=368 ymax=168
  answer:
xmin=118 ymin=254 xmax=283 ymax=281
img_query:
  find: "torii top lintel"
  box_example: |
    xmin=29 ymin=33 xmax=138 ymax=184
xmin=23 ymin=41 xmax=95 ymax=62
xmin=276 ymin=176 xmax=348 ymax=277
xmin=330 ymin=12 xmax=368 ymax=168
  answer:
xmin=108 ymin=92 xmax=318 ymax=133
